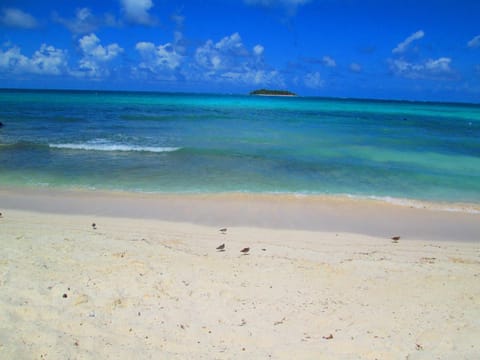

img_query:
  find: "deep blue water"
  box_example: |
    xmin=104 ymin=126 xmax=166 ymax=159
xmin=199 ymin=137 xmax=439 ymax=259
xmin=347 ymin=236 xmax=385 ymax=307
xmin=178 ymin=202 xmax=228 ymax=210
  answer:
xmin=1 ymin=89 xmax=479 ymax=203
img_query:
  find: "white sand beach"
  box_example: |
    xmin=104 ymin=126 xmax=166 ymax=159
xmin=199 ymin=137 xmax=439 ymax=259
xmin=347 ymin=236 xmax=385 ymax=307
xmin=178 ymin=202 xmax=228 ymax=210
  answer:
xmin=1 ymin=189 xmax=479 ymax=359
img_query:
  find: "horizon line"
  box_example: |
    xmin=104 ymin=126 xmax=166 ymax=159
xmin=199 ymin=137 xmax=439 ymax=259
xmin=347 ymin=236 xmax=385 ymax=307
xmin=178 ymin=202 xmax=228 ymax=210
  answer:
xmin=0 ymin=87 xmax=479 ymax=107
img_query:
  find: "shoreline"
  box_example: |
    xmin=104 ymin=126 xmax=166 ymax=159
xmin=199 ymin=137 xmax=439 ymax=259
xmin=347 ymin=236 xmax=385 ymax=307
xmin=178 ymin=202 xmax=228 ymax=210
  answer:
xmin=1 ymin=186 xmax=479 ymax=242
xmin=2 ymin=184 xmax=479 ymax=213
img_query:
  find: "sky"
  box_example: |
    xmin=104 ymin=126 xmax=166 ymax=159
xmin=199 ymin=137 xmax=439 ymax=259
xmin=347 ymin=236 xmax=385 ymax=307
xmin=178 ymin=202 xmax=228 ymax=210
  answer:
xmin=0 ymin=0 xmax=479 ymax=102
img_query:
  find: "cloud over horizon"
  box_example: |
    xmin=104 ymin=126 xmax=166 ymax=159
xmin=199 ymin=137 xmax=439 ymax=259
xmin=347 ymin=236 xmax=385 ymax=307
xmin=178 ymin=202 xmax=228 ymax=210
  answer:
xmin=0 ymin=44 xmax=68 ymax=75
xmin=134 ymin=40 xmax=183 ymax=81
xmin=76 ymin=34 xmax=123 ymax=77
xmin=390 ymin=57 xmax=454 ymax=80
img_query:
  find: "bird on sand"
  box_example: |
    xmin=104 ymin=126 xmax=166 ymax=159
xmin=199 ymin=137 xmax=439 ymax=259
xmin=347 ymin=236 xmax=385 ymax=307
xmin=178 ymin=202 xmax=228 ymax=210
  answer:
xmin=92 ymin=223 xmax=97 ymax=230
xmin=216 ymin=243 xmax=225 ymax=251
xmin=0 ymin=212 xmax=3 ymax=218
xmin=219 ymin=228 xmax=227 ymax=234
xmin=240 ymin=247 xmax=250 ymax=255
xmin=391 ymin=236 xmax=400 ymax=241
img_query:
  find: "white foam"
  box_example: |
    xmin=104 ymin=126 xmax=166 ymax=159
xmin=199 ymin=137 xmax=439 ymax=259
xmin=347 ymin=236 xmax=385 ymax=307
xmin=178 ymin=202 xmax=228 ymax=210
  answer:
xmin=348 ymin=194 xmax=480 ymax=214
xmin=50 ymin=142 xmax=181 ymax=153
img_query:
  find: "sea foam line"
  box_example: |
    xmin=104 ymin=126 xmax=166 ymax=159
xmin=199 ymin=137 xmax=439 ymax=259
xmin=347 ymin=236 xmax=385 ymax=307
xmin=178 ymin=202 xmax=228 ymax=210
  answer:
xmin=49 ymin=143 xmax=181 ymax=153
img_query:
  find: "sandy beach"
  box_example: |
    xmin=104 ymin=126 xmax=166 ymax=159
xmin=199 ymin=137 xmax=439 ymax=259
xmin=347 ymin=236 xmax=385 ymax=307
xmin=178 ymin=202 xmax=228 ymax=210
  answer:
xmin=1 ymin=189 xmax=480 ymax=359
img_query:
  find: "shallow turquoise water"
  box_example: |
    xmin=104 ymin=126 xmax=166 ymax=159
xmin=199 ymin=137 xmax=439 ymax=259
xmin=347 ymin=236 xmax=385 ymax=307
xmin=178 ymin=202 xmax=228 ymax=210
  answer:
xmin=1 ymin=89 xmax=479 ymax=203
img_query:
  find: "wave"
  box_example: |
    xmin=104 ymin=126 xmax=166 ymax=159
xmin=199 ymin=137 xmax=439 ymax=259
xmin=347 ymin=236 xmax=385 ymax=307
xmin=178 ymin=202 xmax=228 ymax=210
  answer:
xmin=49 ymin=142 xmax=181 ymax=153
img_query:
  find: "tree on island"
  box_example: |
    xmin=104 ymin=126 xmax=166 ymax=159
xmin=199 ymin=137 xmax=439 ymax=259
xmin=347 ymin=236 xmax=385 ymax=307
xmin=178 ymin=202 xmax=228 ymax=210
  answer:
xmin=249 ymin=89 xmax=297 ymax=96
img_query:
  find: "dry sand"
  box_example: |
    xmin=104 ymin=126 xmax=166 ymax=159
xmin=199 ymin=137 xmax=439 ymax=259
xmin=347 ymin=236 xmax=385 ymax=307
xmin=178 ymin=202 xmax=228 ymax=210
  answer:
xmin=1 ymin=190 xmax=479 ymax=359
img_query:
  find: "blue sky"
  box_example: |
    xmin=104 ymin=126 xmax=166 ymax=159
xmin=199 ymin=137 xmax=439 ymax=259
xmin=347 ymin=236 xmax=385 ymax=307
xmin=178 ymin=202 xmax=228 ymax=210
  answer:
xmin=0 ymin=0 xmax=479 ymax=102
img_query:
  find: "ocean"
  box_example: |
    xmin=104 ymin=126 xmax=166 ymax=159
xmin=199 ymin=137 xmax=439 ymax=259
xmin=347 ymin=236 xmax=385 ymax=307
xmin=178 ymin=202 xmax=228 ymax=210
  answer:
xmin=1 ymin=89 xmax=479 ymax=205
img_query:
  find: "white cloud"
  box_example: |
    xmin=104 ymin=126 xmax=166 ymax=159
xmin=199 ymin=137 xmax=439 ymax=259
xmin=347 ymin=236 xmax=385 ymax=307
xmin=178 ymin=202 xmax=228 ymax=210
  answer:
xmin=0 ymin=44 xmax=68 ymax=75
xmin=79 ymin=34 xmax=123 ymax=61
xmin=76 ymin=33 xmax=123 ymax=77
xmin=30 ymin=45 xmax=69 ymax=75
xmin=0 ymin=8 xmax=38 ymax=29
xmin=392 ymin=30 xmax=425 ymax=54
xmin=120 ymin=0 xmax=155 ymax=26
xmin=53 ymin=8 xmax=99 ymax=34
xmin=192 ymin=33 xmax=283 ymax=87
xmin=424 ymin=57 xmax=451 ymax=72
xmin=195 ymin=33 xmax=249 ymax=71
xmin=467 ymin=34 xmax=480 ymax=48
xmin=322 ymin=55 xmax=336 ymax=67
xmin=216 ymin=33 xmax=249 ymax=56
xmin=135 ymin=41 xmax=183 ymax=72
xmin=304 ymin=71 xmax=324 ymax=88
xmin=0 ymin=47 xmax=30 ymax=73
xmin=390 ymin=57 xmax=453 ymax=79
xmin=53 ymin=8 xmax=121 ymax=34
xmin=349 ymin=62 xmax=362 ymax=73
xmin=253 ymin=44 xmax=264 ymax=56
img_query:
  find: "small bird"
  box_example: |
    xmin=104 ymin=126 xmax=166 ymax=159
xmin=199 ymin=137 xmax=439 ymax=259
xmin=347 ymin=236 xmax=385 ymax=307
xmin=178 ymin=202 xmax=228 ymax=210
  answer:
xmin=219 ymin=228 xmax=227 ymax=234
xmin=0 ymin=212 xmax=3 ymax=218
xmin=92 ymin=223 xmax=96 ymax=230
xmin=216 ymin=243 xmax=225 ymax=251
xmin=391 ymin=236 xmax=400 ymax=240
xmin=240 ymin=247 xmax=250 ymax=255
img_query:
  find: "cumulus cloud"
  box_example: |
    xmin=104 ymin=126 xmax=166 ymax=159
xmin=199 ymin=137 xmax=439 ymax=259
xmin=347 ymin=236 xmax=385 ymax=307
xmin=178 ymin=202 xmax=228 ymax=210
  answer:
xmin=135 ymin=41 xmax=183 ymax=74
xmin=76 ymin=33 xmax=123 ymax=77
xmin=304 ymin=72 xmax=324 ymax=88
xmin=389 ymin=57 xmax=453 ymax=79
xmin=467 ymin=35 xmax=480 ymax=48
xmin=392 ymin=30 xmax=424 ymax=54
xmin=120 ymin=0 xmax=156 ymax=26
xmin=195 ymin=33 xmax=249 ymax=71
xmin=0 ymin=8 xmax=38 ymax=29
xmin=322 ymin=55 xmax=336 ymax=67
xmin=192 ymin=32 xmax=283 ymax=87
xmin=0 ymin=44 xmax=68 ymax=75
xmin=133 ymin=14 xmax=187 ymax=81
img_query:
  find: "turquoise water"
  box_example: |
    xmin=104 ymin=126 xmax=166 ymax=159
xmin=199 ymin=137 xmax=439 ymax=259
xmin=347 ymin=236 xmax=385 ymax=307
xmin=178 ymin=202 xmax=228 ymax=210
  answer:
xmin=1 ymin=89 xmax=479 ymax=203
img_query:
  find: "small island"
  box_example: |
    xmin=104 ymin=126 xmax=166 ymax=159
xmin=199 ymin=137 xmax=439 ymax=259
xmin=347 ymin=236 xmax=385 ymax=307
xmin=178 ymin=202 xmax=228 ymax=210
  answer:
xmin=249 ymin=89 xmax=297 ymax=97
